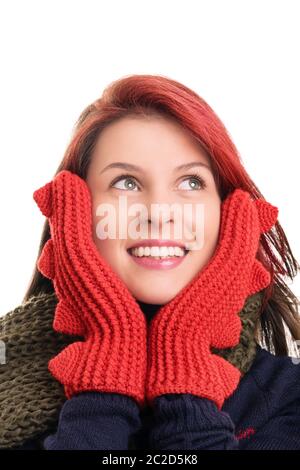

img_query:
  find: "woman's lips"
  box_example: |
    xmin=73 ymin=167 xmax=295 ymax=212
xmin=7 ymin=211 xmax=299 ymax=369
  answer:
xmin=127 ymin=249 xmax=189 ymax=270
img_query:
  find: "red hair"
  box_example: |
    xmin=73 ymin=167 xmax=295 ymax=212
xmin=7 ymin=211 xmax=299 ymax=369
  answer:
xmin=24 ymin=74 xmax=300 ymax=355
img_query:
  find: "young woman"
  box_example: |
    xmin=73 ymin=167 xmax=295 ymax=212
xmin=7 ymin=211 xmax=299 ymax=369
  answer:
xmin=1 ymin=74 xmax=300 ymax=450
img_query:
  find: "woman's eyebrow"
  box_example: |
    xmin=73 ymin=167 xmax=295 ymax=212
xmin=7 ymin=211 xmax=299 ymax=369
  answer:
xmin=174 ymin=162 xmax=211 ymax=173
xmin=99 ymin=161 xmax=211 ymax=175
xmin=99 ymin=162 xmax=144 ymax=174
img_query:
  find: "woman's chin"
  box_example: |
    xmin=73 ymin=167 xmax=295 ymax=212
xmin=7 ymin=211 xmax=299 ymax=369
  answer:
xmin=132 ymin=289 xmax=177 ymax=306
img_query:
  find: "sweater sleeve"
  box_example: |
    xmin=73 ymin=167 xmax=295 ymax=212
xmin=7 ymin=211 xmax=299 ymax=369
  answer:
xmin=43 ymin=391 xmax=142 ymax=450
xmin=148 ymin=393 xmax=300 ymax=450
xmin=148 ymin=394 xmax=239 ymax=450
xmin=239 ymin=398 xmax=300 ymax=450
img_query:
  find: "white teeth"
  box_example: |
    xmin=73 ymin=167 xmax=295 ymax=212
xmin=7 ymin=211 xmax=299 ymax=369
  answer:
xmin=150 ymin=247 xmax=160 ymax=257
xmin=159 ymin=246 xmax=169 ymax=257
xmin=174 ymin=246 xmax=183 ymax=256
xmin=168 ymin=246 xmax=175 ymax=256
xmin=130 ymin=246 xmax=186 ymax=258
xmin=138 ymin=247 xmax=144 ymax=257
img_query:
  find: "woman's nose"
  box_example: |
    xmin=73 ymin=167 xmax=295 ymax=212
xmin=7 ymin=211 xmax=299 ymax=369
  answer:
xmin=137 ymin=189 xmax=177 ymax=235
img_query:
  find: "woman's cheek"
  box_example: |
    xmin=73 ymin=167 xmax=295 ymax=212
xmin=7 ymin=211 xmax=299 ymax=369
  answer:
xmin=204 ymin=200 xmax=221 ymax=258
xmin=189 ymin=198 xmax=221 ymax=264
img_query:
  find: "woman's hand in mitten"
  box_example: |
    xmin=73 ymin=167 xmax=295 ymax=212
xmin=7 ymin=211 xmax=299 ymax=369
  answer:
xmin=33 ymin=170 xmax=147 ymax=408
xmin=146 ymin=188 xmax=278 ymax=410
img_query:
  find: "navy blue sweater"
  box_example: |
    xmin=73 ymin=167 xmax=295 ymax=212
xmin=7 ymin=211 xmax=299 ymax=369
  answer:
xmin=15 ymin=342 xmax=300 ymax=450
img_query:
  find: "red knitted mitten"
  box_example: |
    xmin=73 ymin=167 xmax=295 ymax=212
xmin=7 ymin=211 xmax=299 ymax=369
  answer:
xmin=145 ymin=188 xmax=279 ymax=410
xmin=33 ymin=170 xmax=147 ymax=407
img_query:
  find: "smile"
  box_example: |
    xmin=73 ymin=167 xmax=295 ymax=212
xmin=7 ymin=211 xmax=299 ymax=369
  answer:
xmin=127 ymin=245 xmax=189 ymax=270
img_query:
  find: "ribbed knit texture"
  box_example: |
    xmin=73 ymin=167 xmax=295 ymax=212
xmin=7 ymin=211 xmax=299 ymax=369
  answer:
xmin=43 ymin=392 xmax=142 ymax=450
xmin=11 ymin=342 xmax=300 ymax=450
xmin=33 ymin=170 xmax=148 ymax=407
xmin=146 ymin=188 xmax=278 ymax=409
xmin=0 ymin=292 xmax=263 ymax=449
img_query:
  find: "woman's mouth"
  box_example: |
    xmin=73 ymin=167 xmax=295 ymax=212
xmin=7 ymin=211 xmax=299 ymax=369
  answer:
xmin=127 ymin=245 xmax=189 ymax=270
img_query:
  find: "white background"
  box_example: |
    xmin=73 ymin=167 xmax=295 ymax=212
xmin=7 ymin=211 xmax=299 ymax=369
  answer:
xmin=0 ymin=0 xmax=299 ymax=316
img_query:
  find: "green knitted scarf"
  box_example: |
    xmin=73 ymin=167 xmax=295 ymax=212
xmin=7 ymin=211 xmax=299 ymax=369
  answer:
xmin=0 ymin=289 xmax=265 ymax=449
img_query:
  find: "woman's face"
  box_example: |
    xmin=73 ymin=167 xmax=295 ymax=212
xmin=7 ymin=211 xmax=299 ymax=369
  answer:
xmin=86 ymin=115 xmax=222 ymax=305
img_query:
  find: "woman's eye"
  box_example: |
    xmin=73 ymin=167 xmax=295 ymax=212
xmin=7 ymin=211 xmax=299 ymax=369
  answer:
xmin=110 ymin=173 xmax=206 ymax=191
xmin=178 ymin=175 xmax=205 ymax=191
xmin=111 ymin=176 xmax=139 ymax=191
